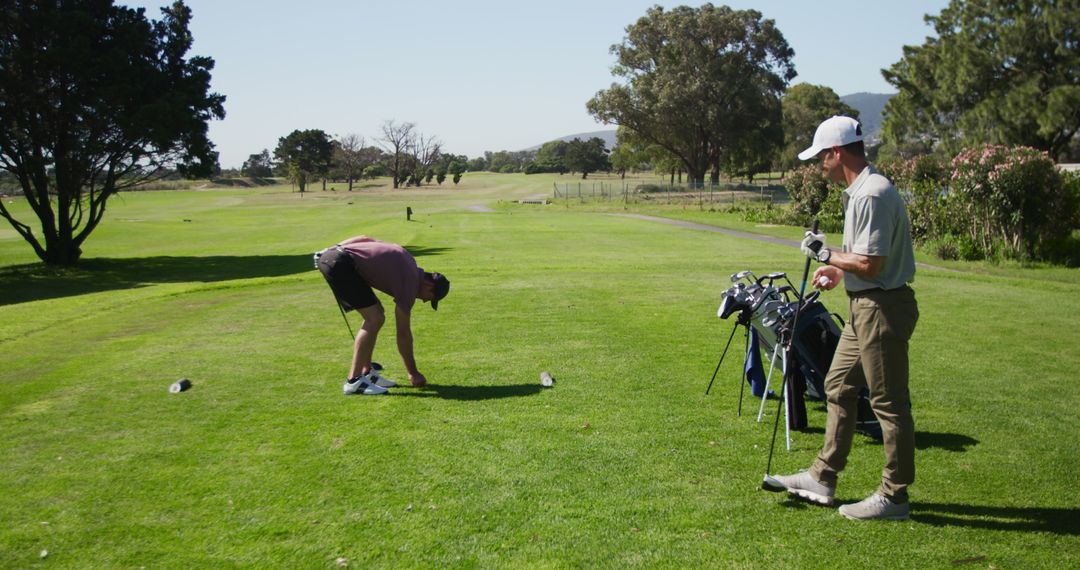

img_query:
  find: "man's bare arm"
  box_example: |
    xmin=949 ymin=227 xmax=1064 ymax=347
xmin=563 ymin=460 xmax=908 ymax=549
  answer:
xmin=828 ymin=250 xmax=885 ymax=279
xmin=395 ymin=305 xmax=419 ymax=375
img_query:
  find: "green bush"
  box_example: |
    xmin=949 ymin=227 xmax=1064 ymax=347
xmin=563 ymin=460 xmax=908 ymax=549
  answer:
xmin=782 ymin=165 xmax=844 ymax=232
xmin=731 ymin=202 xmax=790 ymax=226
xmin=882 ymin=154 xmax=950 ymax=242
xmin=924 ymin=234 xmax=983 ymax=261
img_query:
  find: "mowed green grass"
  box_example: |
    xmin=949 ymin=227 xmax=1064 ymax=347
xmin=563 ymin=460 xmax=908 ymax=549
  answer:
xmin=1 ymin=173 xmax=1078 ymax=567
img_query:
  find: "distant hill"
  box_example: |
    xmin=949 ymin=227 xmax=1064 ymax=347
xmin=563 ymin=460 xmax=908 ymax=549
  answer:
xmin=841 ymin=92 xmax=894 ymax=144
xmin=530 ymin=94 xmax=894 ymax=151
xmin=523 ymin=130 xmax=617 ymax=152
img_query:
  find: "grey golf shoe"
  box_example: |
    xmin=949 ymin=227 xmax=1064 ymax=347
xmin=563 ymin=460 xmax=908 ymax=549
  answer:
xmin=343 ymin=376 xmax=389 ymax=395
xmin=838 ymin=493 xmax=910 ymax=521
xmin=765 ymin=471 xmax=835 ymax=506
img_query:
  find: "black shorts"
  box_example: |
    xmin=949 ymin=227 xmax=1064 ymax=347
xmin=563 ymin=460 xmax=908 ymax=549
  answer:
xmin=317 ymin=246 xmax=379 ymax=311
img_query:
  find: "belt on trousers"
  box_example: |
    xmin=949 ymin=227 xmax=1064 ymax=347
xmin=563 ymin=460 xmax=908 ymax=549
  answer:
xmin=846 ymin=284 xmax=912 ymax=298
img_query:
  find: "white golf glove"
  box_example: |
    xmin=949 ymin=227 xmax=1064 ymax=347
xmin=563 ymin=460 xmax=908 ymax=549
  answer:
xmin=800 ymin=230 xmax=827 ymax=261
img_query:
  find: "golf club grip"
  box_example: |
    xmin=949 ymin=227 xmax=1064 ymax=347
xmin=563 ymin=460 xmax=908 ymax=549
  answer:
xmin=797 ymin=219 xmax=820 ymax=300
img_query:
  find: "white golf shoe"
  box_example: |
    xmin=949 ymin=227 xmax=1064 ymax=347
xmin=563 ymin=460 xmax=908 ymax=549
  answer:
xmin=343 ymin=376 xmax=388 ymax=395
xmin=367 ymin=370 xmax=396 ymax=388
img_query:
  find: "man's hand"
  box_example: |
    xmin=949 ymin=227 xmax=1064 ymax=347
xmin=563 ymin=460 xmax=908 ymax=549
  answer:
xmin=801 ymin=230 xmax=827 ymax=261
xmin=812 ymin=265 xmax=843 ymax=290
xmin=408 ymin=371 xmax=428 ymax=387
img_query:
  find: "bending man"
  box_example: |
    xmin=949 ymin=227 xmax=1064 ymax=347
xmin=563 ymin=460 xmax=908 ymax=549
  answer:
xmin=316 ymin=236 xmax=450 ymax=395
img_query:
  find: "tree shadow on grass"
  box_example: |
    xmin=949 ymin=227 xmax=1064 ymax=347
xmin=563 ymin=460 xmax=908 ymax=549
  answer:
xmin=402 ymin=245 xmax=453 ymax=258
xmin=912 ymin=503 xmax=1080 ymax=535
xmin=0 ymin=255 xmax=312 ymax=306
xmin=395 ymin=384 xmax=544 ymax=401
xmin=0 ymin=245 xmax=452 ymax=306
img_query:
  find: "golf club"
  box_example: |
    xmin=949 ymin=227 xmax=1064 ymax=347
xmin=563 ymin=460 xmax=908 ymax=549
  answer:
xmin=337 ymin=303 xmax=354 ymax=340
xmin=762 ymin=219 xmax=819 ymax=491
xmin=731 ymin=270 xmax=756 ymax=284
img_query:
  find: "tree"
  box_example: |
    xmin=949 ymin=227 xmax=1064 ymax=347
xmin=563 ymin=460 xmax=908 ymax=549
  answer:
xmin=241 ymin=149 xmax=274 ymax=178
xmin=431 ymin=154 xmax=467 ymax=185
xmin=564 ymin=138 xmax=611 ymax=179
xmin=378 ymin=120 xmax=415 ymax=188
xmin=0 ymin=0 xmax=225 ymax=265
xmin=273 ymin=129 xmax=332 ymax=193
xmin=587 ymin=4 xmax=795 ymax=186
xmin=466 ymin=156 xmax=487 ymax=172
xmin=614 ymin=126 xmax=681 ymax=182
xmin=778 ymin=84 xmax=859 ymax=172
xmin=407 ymin=132 xmax=441 ymax=187
xmin=529 ymin=140 xmax=570 ymax=174
xmin=333 ymin=134 xmax=369 ymax=191
xmin=882 ymin=0 xmax=1080 ymax=160
xmin=609 ymin=145 xmax=643 ymax=179
xmin=486 ymin=150 xmax=533 ymax=173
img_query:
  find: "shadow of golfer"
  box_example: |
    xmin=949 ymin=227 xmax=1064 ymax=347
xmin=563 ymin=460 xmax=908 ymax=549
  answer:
xmin=860 ymin=431 xmax=979 ymax=452
xmin=395 ymin=383 xmax=544 ymax=401
xmin=911 ymin=503 xmax=1080 ymax=535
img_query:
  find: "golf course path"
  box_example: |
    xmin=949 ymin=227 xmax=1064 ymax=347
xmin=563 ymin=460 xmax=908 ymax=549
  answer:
xmin=611 ymin=213 xmax=799 ymax=247
xmin=611 ymin=213 xmax=954 ymax=272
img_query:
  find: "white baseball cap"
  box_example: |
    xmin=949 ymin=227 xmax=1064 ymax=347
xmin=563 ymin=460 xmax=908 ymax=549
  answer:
xmin=797 ymin=116 xmax=863 ymax=161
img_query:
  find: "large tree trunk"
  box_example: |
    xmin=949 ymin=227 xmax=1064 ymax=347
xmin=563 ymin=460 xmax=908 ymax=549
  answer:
xmin=687 ymin=167 xmax=706 ymax=189
xmin=43 ymin=240 xmax=82 ymax=265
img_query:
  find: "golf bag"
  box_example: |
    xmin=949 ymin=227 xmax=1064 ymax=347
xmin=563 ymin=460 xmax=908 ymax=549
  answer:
xmin=719 ymin=272 xmax=881 ymax=439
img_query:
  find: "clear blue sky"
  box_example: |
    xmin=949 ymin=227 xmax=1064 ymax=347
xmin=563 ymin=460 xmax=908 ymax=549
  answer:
xmin=125 ymin=1 xmax=949 ymax=168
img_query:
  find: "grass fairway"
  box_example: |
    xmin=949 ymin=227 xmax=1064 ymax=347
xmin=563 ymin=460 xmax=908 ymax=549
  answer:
xmin=1 ymin=173 xmax=1078 ymax=567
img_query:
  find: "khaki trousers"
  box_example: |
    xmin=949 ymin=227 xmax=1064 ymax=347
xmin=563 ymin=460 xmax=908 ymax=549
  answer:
xmin=810 ymin=286 xmax=919 ymax=502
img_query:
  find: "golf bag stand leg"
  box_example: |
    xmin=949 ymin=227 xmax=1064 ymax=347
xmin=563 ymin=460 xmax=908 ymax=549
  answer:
xmin=705 ymin=321 xmax=743 ymax=396
xmin=764 ymin=361 xmax=787 ymax=476
xmin=784 ymin=353 xmax=792 ymax=451
xmin=736 ymin=324 xmax=750 ymax=416
xmin=757 ymin=344 xmax=781 ymax=422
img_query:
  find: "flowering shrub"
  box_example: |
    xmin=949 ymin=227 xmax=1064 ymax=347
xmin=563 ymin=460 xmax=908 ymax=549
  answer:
xmin=950 ymin=145 xmax=1069 ymax=260
xmin=768 ymin=146 xmax=1077 ymax=264
xmin=782 ymin=164 xmax=844 ymax=232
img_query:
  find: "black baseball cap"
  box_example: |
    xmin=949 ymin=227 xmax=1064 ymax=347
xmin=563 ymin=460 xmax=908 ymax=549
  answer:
xmin=430 ymin=272 xmax=450 ymax=310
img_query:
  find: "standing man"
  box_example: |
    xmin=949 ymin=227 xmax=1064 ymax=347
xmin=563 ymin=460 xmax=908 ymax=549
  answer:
xmin=768 ymin=116 xmax=918 ymax=521
xmin=315 ymin=236 xmax=450 ymax=395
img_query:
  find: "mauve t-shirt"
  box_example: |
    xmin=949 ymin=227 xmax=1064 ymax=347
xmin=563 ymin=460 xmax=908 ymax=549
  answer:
xmin=338 ymin=236 xmax=422 ymax=311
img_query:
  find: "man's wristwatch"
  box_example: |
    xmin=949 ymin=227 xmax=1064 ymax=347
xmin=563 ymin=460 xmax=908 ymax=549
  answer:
xmin=817 ymin=247 xmax=831 ymax=264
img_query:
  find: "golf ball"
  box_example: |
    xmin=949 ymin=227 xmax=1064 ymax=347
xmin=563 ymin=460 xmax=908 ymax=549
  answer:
xmin=818 ymin=276 xmax=830 ymax=287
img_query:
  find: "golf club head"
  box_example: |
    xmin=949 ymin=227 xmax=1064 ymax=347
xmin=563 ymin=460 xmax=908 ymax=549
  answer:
xmin=749 ymin=285 xmax=777 ymax=312
xmin=757 ymin=271 xmax=786 ymax=285
xmin=731 ymin=270 xmax=755 ymax=284
xmin=718 ymin=290 xmax=744 ymax=319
